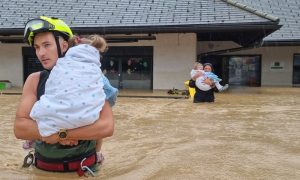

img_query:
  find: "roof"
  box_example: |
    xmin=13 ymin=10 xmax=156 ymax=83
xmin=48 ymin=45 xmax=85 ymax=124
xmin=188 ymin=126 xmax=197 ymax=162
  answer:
xmin=0 ymin=0 xmax=280 ymax=46
xmin=236 ymin=0 xmax=300 ymax=44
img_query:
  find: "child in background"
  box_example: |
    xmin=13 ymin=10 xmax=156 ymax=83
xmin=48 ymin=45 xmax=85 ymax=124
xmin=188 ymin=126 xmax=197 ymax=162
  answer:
xmin=190 ymin=62 xmax=229 ymax=92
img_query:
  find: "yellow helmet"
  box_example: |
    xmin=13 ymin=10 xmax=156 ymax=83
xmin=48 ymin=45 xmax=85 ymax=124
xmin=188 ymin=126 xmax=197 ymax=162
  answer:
xmin=24 ymin=16 xmax=73 ymax=46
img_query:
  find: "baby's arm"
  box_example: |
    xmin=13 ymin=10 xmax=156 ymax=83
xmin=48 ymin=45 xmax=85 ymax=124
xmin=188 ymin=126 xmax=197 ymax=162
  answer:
xmin=191 ymin=70 xmax=203 ymax=81
xmin=102 ymin=74 xmax=118 ymax=107
xmin=204 ymin=72 xmax=222 ymax=82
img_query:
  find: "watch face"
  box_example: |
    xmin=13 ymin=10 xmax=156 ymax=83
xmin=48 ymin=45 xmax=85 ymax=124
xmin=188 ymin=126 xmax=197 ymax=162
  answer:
xmin=59 ymin=132 xmax=67 ymax=138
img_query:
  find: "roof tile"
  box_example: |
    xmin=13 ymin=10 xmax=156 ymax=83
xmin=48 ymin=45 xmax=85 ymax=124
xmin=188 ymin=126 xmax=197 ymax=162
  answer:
xmin=0 ymin=0 xmax=275 ymax=29
xmin=0 ymin=0 xmax=286 ymax=42
xmin=237 ymin=0 xmax=300 ymax=41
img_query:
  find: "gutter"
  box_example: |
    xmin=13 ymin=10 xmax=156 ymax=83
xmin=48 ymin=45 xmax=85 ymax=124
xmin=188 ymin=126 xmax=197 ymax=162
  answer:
xmin=221 ymin=0 xmax=280 ymax=23
xmin=0 ymin=22 xmax=280 ymax=36
xmin=199 ymin=39 xmax=300 ymax=56
xmin=262 ymin=40 xmax=300 ymax=46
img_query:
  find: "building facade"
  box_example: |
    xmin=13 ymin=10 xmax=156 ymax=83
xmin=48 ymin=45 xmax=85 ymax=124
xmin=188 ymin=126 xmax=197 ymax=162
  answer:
xmin=0 ymin=0 xmax=299 ymax=90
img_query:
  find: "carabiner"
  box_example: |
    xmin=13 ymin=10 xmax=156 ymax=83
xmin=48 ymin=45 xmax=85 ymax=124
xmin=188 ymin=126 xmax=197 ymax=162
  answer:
xmin=22 ymin=150 xmax=34 ymax=168
xmin=80 ymin=157 xmax=95 ymax=177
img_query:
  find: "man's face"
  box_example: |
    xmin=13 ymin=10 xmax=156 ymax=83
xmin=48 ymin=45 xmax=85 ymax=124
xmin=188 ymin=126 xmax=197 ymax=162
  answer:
xmin=33 ymin=32 xmax=67 ymax=70
xmin=204 ymin=65 xmax=212 ymax=72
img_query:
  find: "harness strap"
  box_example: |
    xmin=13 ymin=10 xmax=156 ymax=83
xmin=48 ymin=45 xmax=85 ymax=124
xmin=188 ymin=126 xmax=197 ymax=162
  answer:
xmin=35 ymin=151 xmax=97 ymax=176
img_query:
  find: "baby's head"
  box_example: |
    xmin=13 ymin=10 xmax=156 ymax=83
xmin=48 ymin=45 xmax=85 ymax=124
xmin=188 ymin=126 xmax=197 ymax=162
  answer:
xmin=68 ymin=34 xmax=108 ymax=53
xmin=193 ymin=62 xmax=203 ymax=70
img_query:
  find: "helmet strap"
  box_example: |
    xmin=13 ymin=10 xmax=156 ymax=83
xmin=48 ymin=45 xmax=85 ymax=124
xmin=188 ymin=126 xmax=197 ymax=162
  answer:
xmin=52 ymin=32 xmax=64 ymax=58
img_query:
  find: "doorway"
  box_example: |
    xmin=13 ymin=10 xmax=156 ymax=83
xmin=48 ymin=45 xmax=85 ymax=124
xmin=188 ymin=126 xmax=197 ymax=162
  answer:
xmin=200 ymin=55 xmax=261 ymax=87
xmin=22 ymin=47 xmax=42 ymax=83
xmin=293 ymin=54 xmax=300 ymax=86
xmin=22 ymin=46 xmax=153 ymax=89
xmin=227 ymin=56 xmax=261 ymax=86
xmin=101 ymin=46 xmax=153 ymax=89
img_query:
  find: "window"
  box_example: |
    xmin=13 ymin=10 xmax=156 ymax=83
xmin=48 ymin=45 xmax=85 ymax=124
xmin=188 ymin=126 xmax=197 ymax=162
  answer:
xmin=101 ymin=46 xmax=153 ymax=89
xmin=228 ymin=56 xmax=261 ymax=86
xmin=293 ymin=54 xmax=300 ymax=85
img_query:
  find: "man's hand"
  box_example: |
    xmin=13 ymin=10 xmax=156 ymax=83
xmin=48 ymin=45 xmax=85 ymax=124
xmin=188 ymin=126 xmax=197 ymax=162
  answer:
xmin=41 ymin=133 xmax=59 ymax=144
xmin=59 ymin=139 xmax=79 ymax=146
xmin=42 ymin=133 xmax=79 ymax=146
xmin=203 ymin=78 xmax=214 ymax=86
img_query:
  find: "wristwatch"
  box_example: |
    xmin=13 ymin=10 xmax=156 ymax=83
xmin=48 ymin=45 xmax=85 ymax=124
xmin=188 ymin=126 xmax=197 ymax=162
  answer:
xmin=58 ymin=129 xmax=67 ymax=139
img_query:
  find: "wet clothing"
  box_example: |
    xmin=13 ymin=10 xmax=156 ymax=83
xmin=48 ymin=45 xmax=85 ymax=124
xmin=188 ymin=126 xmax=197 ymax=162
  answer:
xmin=189 ymin=79 xmax=215 ymax=103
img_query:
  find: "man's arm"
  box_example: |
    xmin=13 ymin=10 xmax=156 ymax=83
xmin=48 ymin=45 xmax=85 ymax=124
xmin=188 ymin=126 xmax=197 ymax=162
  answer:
xmin=14 ymin=72 xmax=41 ymax=140
xmin=68 ymin=101 xmax=114 ymax=140
xmin=15 ymin=72 xmax=114 ymax=143
xmin=42 ymin=101 xmax=114 ymax=144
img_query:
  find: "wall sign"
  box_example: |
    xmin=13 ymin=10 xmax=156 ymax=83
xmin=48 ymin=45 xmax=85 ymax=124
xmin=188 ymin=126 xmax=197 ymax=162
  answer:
xmin=270 ymin=61 xmax=284 ymax=71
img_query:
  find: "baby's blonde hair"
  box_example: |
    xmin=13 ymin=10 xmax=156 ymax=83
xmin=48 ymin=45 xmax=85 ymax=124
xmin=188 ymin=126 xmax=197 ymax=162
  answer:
xmin=193 ymin=62 xmax=203 ymax=69
xmin=69 ymin=34 xmax=108 ymax=53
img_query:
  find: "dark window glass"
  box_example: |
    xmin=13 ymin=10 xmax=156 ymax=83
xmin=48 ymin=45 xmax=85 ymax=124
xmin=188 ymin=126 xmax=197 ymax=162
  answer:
xmin=293 ymin=54 xmax=300 ymax=84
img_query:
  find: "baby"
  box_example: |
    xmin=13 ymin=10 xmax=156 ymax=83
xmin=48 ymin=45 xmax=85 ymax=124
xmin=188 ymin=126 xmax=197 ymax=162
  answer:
xmin=190 ymin=62 xmax=229 ymax=92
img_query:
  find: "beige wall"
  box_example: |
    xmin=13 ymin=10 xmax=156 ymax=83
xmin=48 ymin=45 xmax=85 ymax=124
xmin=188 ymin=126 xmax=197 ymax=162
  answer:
xmin=198 ymin=41 xmax=300 ymax=86
xmin=228 ymin=46 xmax=300 ymax=86
xmin=111 ymin=33 xmax=197 ymax=90
xmin=152 ymin=33 xmax=196 ymax=89
xmin=0 ymin=44 xmax=23 ymax=87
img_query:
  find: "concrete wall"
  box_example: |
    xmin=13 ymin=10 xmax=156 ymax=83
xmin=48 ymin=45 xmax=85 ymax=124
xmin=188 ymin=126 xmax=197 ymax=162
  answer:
xmin=198 ymin=41 xmax=300 ymax=86
xmin=152 ymin=33 xmax=196 ymax=89
xmin=0 ymin=44 xmax=23 ymax=87
xmin=111 ymin=33 xmax=197 ymax=90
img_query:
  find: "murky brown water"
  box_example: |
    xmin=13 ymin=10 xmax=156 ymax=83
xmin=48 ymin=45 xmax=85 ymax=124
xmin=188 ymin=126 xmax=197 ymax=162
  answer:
xmin=0 ymin=87 xmax=300 ymax=180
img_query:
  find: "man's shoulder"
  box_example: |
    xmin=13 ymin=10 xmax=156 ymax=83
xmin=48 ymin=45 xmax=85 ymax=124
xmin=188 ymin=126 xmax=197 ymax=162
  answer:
xmin=23 ymin=72 xmax=41 ymax=91
xmin=27 ymin=71 xmax=41 ymax=79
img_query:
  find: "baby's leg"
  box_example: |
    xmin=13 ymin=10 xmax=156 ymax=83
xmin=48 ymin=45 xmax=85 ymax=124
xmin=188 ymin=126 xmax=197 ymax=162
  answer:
xmin=96 ymin=139 xmax=103 ymax=152
xmin=215 ymin=81 xmax=223 ymax=90
xmin=96 ymin=139 xmax=105 ymax=164
xmin=215 ymin=81 xmax=229 ymax=92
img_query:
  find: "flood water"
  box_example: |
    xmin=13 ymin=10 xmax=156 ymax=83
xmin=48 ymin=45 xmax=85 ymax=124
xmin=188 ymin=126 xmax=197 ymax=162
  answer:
xmin=0 ymin=87 xmax=299 ymax=179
